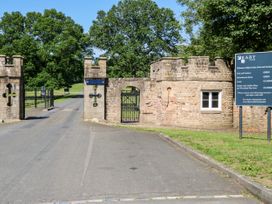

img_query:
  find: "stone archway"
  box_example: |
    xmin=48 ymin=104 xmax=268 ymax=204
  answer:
xmin=121 ymin=86 xmax=140 ymax=123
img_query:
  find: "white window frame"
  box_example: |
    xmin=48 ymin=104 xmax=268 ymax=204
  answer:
xmin=201 ymin=91 xmax=222 ymax=111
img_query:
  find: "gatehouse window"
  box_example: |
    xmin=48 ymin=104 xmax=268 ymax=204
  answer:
xmin=201 ymin=91 xmax=221 ymax=111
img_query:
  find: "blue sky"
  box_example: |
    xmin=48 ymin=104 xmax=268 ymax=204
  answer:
xmin=0 ymin=0 xmax=183 ymax=32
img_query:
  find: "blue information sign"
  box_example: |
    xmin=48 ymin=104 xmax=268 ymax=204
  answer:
xmin=235 ymin=51 xmax=272 ymax=106
xmin=85 ymin=78 xmax=106 ymax=85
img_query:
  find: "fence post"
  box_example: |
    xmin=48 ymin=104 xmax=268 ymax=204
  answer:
xmin=44 ymin=89 xmax=47 ymax=109
xmin=239 ymin=106 xmax=243 ymax=139
xmin=50 ymin=89 xmax=54 ymax=107
xmin=267 ymin=107 xmax=271 ymax=143
xmin=47 ymin=89 xmax=50 ymax=108
xmin=34 ymin=88 xmax=37 ymax=108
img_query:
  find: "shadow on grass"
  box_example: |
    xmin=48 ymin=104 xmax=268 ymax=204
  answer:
xmin=242 ymin=136 xmax=269 ymax=141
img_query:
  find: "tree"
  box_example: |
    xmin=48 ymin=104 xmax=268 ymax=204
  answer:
xmin=178 ymin=0 xmax=272 ymax=60
xmin=0 ymin=12 xmax=42 ymax=83
xmin=26 ymin=9 xmax=90 ymax=88
xmin=0 ymin=9 xmax=91 ymax=88
xmin=89 ymin=0 xmax=182 ymax=77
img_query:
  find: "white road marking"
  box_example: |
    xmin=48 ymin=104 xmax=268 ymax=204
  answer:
xmin=214 ymin=195 xmax=228 ymax=198
xmin=151 ymin=196 xmax=167 ymax=200
xmin=229 ymin=194 xmax=245 ymax=198
xmin=198 ymin=195 xmax=214 ymax=199
xmin=120 ymin=198 xmax=136 ymax=202
xmin=80 ymin=127 xmax=95 ymax=186
xmin=166 ymin=196 xmax=183 ymax=200
xmin=183 ymin=195 xmax=197 ymax=199
xmin=71 ymin=199 xmax=103 ymax=203
xmin=40 ymin=194 xmax=245 ymax=204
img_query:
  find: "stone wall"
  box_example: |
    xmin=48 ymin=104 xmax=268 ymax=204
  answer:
xmin=105 ymin=56 xmax=234 ymax=129
xmin=106 ymin=80 xmax=234 ymax=129
xmin=106 ymin=78 xmax=149 ymax=122
xmin=0 ymin=55 xmax=24 ymax=122
xmin=140 ymin=81 xmax=233 ymax=129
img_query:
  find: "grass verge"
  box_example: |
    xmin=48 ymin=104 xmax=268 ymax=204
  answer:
xmin=126 ymin=126 xmax=272 ymax=189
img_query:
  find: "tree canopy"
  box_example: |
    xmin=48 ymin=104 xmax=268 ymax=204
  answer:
xmin=89 ymin=0 xmax=182 ymax=77
xmin=0 ymin=9 xmax=91 ymax=88
xmin=178 ymin=0 xmax=272 ymax=60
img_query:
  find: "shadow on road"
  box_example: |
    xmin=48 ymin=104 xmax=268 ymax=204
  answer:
xmin=55 ymin=94 xmax=84 ymax=99
xmin=25 ymin=116 xmax=49 ymax=120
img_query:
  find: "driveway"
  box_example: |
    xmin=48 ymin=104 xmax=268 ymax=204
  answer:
xmin=0 ymin=98 xmax=260 ymax=203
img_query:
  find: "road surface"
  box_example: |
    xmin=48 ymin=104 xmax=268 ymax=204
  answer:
xmin=0 ymin=98 xmax=261 ymax=203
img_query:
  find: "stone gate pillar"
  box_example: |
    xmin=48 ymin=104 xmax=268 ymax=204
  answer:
xmin=84 ymin=57 xmax=107 ymax=122
xmin=0 ymin=55 xmax=24 ymax=122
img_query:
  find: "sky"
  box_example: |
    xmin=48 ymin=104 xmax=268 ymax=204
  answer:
xmin=0 ymin=0 xmax=184 ymax=32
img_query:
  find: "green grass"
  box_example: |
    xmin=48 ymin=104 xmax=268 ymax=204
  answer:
xmin=25 ymin=83 xmax=84 ymax=106
xmin=25 ymin=89 xmax=49 ymax=108
xmin=126 ymin=126 xmax=272 ymax=189
xmin=70 ymin=83 xmax=84 ymax=92
xmin=54 ymin=83 xmax=83 ymax=96
xmin=54 ymin=83 xmax=83 ymax=103
xmin=24 ymin=98 xmax=48 ymax=108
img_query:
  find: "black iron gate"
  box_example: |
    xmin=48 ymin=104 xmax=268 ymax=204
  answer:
xmin=121 ymin=87 xmax=140 ymax=123
xmin=25 ymin=87 xmax=54 ymax=110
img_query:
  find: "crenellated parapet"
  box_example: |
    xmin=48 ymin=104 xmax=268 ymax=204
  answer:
xmin=150 ymin=56 xmax=232 ymax=82
xmin=84 ymin=57 xmax=107 ymax=78
xmin=0 ymin=55 xmax=23 ymax=79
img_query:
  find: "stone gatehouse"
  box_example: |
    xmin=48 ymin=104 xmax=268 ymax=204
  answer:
xmin=84 ymin=56 xmax=234 ymax=130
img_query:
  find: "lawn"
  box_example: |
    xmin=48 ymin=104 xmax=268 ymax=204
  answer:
xmin=54 ymin=83 xmax=83 ymax=96
xmin=128 ymin=126 xmax=272 ymax=189
xmin=25 ymin=88 xmax=50 ymax=108
xmin=25 ymin=83 xmax=84 ymax=107
xmin=54 ymin=83 xmax=83 ymax=103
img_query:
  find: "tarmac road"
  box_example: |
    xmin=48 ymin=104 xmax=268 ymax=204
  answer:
xmin=0 ymin=98 xmax=261 ymax=203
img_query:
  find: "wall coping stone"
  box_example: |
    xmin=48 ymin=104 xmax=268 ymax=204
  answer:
xmin=151 ymin=57 xmax=183 ymax=64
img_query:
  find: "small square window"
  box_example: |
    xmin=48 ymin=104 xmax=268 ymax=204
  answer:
xmin=201 ymin=91 xmax=221 ymax=110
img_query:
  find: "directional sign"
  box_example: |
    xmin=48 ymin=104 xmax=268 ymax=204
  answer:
xmin=85 ymin=79 xmax=106 ymax=86
xmin=235 ymin=51 xmax=272 ymax=106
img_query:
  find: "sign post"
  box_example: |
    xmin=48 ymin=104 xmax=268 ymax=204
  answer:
xmin=239 ymin=106 xmax=243 ymax=139
xmin=268 ymin=107 xmax=271 ymax=143
xmin=235 ymin=51 xmax=272 ymax=142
